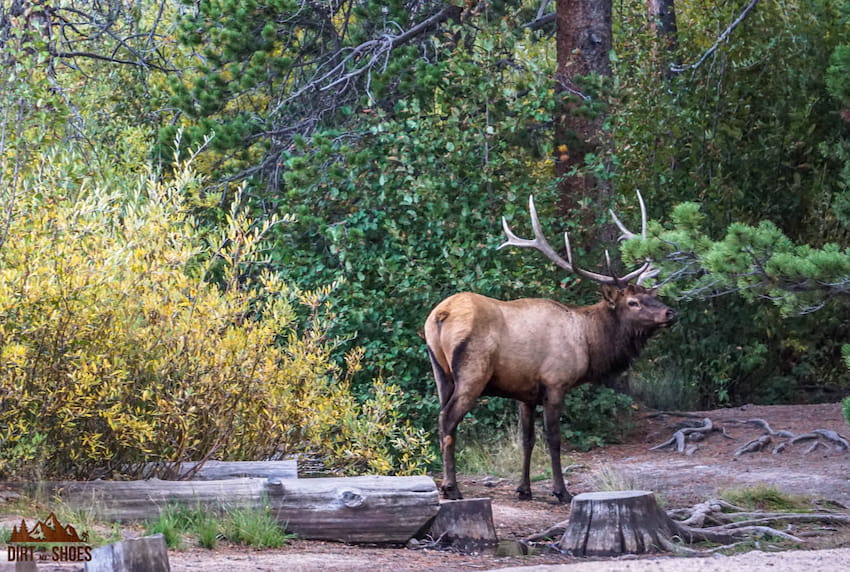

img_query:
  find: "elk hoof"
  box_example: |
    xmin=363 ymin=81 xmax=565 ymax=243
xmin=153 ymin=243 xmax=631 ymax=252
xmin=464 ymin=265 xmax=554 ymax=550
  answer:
xmin=552 ymin=490 xmax=573 ymax=504
xmin=441 ymin=485 xmax=463 ymax=500
xmin=515 ymin=487 xmax=533 ymax=501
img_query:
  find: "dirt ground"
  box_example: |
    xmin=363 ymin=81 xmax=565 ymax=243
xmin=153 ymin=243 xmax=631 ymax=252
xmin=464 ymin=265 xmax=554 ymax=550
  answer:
xmin=4 ymin=403 xmax=850 ymax=571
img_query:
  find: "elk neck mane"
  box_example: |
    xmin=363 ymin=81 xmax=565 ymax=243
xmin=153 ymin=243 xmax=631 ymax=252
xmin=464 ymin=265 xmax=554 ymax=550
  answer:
xmin=577 ymin=301 xmax=656 ymax=383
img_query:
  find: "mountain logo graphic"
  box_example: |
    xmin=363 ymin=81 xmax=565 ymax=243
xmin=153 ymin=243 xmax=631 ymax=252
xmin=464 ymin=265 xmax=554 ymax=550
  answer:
xmin=8 ymin=513 xmax=88 ymax=544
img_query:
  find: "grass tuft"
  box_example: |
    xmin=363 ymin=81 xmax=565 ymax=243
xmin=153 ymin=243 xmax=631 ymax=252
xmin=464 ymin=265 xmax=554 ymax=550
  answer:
xmin=590 ymin=464 xmax=639 ymax=492
xmin=720 ymin=484 xmax=810 ymax=511
xmin=455 ymin=422 xmax=553 ymax=480
xmin=222 ymin=507 xmax=294 ymax=548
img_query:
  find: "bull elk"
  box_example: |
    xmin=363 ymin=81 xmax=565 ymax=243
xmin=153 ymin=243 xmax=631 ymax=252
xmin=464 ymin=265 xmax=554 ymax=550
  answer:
xmin=425 ymin=193 xmax=675 ymax=502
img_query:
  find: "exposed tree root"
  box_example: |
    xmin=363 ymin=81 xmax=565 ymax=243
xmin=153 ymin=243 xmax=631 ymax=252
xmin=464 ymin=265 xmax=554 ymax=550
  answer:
xmin=649 ymin=417 xmax=731 ymax=454
xmin=664 ymin=497 xmax=850 ymax=550
xmin=524 ymin=519 xmax=569 ymax=542
xmin=649 ymin=414 xmax=849 ymax=457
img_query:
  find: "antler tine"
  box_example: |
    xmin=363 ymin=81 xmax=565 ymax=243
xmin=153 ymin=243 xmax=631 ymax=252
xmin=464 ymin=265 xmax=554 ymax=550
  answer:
xmin=500 ymin=196 xmax=619 ymax=285
xmin=609 ymin=189 xmax=648 ymax=241
xmin=499 ymin=196 xmax=573 ymax=272
xmin=610 ymin=190 xmax=657 ymax=285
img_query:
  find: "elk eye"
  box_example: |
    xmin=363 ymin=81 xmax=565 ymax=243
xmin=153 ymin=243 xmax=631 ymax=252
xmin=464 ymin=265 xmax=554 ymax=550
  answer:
xmin=628 ymin=300 xmax=640 ymax=308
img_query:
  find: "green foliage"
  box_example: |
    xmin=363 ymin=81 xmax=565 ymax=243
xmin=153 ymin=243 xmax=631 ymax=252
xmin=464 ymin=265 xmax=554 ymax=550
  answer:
xmin=265 ymin=20 xmax=571 ymax=428
xmin=6 ymin=0 xmax=850 ymax=459
xmin=561 ymin=386 xmax=634 ymax=451
xmin=611 ymin=0 xmax=850 ymax=406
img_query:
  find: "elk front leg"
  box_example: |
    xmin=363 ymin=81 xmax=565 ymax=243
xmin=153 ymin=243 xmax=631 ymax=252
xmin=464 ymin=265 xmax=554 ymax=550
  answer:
xmin=542 ymin=398 xmax=571 ymax=503
xmin=516 ymin=401 xmax=536 ymax=500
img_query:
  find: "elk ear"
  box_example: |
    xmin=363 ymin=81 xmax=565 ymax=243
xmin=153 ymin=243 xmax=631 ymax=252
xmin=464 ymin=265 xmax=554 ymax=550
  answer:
xmin=601 ymin=284 xmax=620 ymax=308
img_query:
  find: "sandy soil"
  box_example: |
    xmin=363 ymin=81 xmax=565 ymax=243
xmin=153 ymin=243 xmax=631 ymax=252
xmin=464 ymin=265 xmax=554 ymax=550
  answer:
xmin=3 ymin=403 xmax=849 ymax=571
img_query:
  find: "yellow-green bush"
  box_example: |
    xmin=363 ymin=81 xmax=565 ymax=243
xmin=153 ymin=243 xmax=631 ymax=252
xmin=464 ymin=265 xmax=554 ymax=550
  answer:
xmin=0 ymin=151 xmax=433 ymax=480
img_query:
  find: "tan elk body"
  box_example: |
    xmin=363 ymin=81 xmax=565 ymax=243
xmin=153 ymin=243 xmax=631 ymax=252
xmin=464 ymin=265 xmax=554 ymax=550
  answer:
xmin=425 ymin=195 xmax=675 ymax=502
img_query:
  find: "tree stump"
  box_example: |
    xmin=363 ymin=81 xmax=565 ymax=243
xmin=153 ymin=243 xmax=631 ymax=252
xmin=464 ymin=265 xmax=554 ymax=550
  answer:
xmin=84 ymin=534 xmax=170 ymax=572
xmin=561 ymin=490 xmax=684 ymax=556
xmin=427 ymin=498 xmax=498 ymax=552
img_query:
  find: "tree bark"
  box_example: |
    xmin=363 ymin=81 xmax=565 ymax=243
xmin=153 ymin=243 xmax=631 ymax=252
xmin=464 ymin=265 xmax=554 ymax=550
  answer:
xmin=427 ymin=498 xmax=498 ymax=552
xmin=648 ymin=0 xmax=680 ymax=78
xmin=141 ymin=460 xmax=297 ymax=480
xmin=555 ymin=0 xmax=613 ymax=225
xmin=85 ymin=534 xmax=170 ymax=572
xmin=561 ymin=490 xmax=684 ymax=556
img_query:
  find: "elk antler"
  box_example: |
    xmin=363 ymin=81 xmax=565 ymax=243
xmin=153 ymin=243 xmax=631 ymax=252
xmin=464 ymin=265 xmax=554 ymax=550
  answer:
xmin=499 ymin=192 xmax=654 ymax=286
xmin=609 ymin=190 xmax=659 ymax=285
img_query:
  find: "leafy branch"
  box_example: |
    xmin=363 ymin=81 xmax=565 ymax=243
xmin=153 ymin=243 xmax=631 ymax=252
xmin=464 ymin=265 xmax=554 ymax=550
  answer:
xmin=623 ymin=202 xmax=850 ymax=315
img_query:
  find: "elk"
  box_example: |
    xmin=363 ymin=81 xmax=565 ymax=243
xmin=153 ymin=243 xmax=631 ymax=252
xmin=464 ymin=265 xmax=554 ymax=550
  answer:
xmin=424 ymin=193 xmax=675 ymax=502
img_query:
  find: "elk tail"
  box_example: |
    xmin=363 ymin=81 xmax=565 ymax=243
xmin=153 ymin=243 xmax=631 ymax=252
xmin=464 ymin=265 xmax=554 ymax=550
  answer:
xmin=426 ymin=310 xmax=454 ymax=407
xmin=427 ymin=345 xmax=454 ymax=408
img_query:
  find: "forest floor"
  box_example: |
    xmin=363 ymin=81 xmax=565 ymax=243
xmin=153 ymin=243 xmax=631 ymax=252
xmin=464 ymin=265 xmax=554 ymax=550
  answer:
xmin=4 ymin=403 xmax=850 ymax=571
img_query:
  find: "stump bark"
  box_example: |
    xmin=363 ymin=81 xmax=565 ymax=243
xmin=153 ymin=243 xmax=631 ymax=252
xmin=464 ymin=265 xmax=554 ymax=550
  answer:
xmin=561 ymin=490 xmax=685 ymax=556
xmin=427 ymin=498 xmax=498 ymax=552
xmin=85 ymin=534 xmax=170 ymax=572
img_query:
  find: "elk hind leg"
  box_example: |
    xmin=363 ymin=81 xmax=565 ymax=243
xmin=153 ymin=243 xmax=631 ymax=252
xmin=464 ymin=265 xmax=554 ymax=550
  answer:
xmin=516 ymin=401 xmax=536 ymax=500
xmin=543 ymin=399 xmax=571 ymax=503
xmin=438 ymin=392 xmax=477 ymax=500
xmin=428 ymin=347 xmax=464 ymax=500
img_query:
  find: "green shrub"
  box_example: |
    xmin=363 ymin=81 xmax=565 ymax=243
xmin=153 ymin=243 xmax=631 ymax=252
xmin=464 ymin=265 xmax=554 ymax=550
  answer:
xmin=561 ymin=386 xmax=635 ymax=451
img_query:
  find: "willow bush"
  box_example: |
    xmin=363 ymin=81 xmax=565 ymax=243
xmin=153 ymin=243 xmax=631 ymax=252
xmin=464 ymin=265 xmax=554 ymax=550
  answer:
xmin=0 ymin=150 xmax=432 ymax=480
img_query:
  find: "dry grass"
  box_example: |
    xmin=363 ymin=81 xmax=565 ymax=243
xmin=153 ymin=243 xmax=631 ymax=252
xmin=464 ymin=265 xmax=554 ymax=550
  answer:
xmin=456 ymin=423 xmax=557 ymax=480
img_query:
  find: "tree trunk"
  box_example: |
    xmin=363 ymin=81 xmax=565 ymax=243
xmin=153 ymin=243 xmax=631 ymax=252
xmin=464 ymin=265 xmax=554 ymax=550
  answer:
xmin=19 ymin=476 xmax=439 ymax=544
xmin=561 ymin=490 xmax=684 ymax=556
xmin=648 ymin=0 xmax=680 ymax=78
xmin=555 ymin=0 xmax=613 ymax=230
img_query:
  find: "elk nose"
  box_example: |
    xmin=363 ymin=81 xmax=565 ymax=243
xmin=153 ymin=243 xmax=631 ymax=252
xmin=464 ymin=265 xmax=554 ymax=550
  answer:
xmin=664 ymin=308 xmax=677 ymax=323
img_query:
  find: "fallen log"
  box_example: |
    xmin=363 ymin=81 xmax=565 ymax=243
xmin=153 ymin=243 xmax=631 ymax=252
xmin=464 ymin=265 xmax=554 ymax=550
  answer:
xmin=12 ymin=476 xmax=439 ymax=544
xmin=140 ymin=460 xmax=298 ymax=480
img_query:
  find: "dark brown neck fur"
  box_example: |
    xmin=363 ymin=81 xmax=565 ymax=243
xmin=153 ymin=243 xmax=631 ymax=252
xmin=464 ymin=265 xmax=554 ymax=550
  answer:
xmin=580 ymin=303 xmax=656 ymax=384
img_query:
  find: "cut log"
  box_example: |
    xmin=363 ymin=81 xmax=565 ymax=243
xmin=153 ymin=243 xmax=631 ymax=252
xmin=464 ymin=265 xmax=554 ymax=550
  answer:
xmin=141 ymin=460 xmax=297 ymax=480
xmin=16 ymin=476 xmax=439 ymax=545
xmin=562 ymin=490 xmax=694 ymax=556
xmin=426 ymin=498 xmax=498 ymax=552
xmin=266 ymin=475 xmax=440 ymax=543
xmin=85 ymin=534 xmax=170 ymax=572
xmin=0 ymin=560 xmax=36 ymax=572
